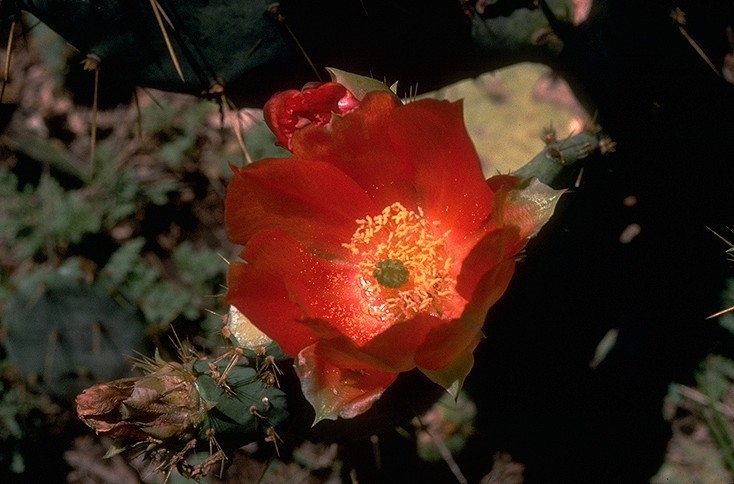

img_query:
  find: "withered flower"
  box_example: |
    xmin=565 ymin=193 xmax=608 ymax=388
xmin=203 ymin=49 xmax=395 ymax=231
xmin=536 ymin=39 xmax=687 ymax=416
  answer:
xmin=76 ymin=356 xmax=207 ymax=443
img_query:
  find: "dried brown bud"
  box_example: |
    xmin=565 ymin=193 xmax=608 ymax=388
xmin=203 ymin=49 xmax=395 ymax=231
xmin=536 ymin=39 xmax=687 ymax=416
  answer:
xmin=76 ymin=361 xmax=207 ymax=443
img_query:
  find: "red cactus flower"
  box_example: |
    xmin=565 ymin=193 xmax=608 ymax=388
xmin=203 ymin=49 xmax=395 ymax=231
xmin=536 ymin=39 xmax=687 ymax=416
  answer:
xmin=226 ymin=84 xmax=561 ymax=423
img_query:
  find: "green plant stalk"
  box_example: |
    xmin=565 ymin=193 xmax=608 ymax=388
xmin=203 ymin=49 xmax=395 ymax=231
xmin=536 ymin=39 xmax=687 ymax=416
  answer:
xmin=511 ymin=131 xmax=602 ymax=186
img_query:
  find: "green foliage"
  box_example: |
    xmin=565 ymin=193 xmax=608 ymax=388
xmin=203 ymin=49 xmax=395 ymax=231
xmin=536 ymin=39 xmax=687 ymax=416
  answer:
xmin=17 ymin=0 xmax=292 ymax=100
xmin=96 ymin=238 xmax=225 ymax=329
xmin=31 ymin=20 xmax=73 ymax=83
xmin=415 ymin=391 xmax=477 ymax=463
xmin=0 ymin=33 xmax=232 ymax=476
xmin=471 ymin=0 xmax=568 ymax=53
xmin=654 ymin=259 xmax=734 ymax=482
xmin=173 ymin=241 xmax=225 ymax=286
xmin=93 ymin=141 xmax=179 ymax=220
xmin=0 ymin=364 xmax=64 ymax=475
xmin=657 ymin=355 xmax=734 ymax=482
xmin=240 ymin=117 xmax=291 ymax=161
xmin=0 ymin=90 xmax=227 ymax=331
xmin=143 ymin=99 xmax=218 ymax=168
xmin=0 ymin=160 xmax=176 ymax=264
xmin=0 ymin=171 xmax=99 ymax=259
xmin=1 ymin=260 xmax=148 ymax=401
xmin=0 ymin=170 xmax=229 ymax=480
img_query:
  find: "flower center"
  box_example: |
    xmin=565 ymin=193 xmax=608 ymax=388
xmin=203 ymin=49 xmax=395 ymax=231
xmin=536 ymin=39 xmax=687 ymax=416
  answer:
xmin=373 ymin=259 xmax=409 ymax=288
xmin=343 ymin=202 xmax=456 ymax=325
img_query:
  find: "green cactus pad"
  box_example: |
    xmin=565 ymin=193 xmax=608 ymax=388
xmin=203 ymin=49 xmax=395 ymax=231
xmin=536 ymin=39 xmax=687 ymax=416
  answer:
xmin=193 ymin=359 xmax=288 ymax=446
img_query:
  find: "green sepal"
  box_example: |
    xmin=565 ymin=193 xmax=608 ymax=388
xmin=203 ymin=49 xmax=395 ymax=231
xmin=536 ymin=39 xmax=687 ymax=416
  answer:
xmin=102 ymin=440 xmax=128 ymax=459
xmin=326 ymin=67 xmax=397 ymax=101
xmin=419 ymin=348 xmax=475 ymax=401
xmin=225 ymin=305 xmax=289 ymax=361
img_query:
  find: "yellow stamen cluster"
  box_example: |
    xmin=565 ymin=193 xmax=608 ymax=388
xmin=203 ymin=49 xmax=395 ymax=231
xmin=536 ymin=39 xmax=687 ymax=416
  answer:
xmin=342 ymin=202 xmax=456 ymax=326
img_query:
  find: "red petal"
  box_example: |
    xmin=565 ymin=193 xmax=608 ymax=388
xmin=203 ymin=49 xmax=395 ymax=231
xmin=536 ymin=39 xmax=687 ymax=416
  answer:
xmin=359 ymin=310 xmax=466 ymax=370
xmin=287 ymin=255 xmax=465 ymax=372
xmin=298 ymin=82 xmax=356 ymax=118
xmin=309 ymin=312 xmax=448 ymax=373
xmin=387 ymin=98 xmax=496 ymax=243
xmin=295 ymin=344 xmax=398 ymax=422
xmin=283 ymin=250 xmax=399 ymax=351
xmin=263 ymin=89 xmax=300 ymax=148
xmin=419 ymin=340 xmax=478 ymax=397
xmin=415 ymin=180 xmax=562 ymax=374
xmin=226 ymin=230 xmax=320 ymax=357
xmin=264 ymin=83 xmax=359 ymax=150
xmin=290 ymin=92 xmax=418 ymax=209
xmin=415 ymin=264 xmax=516 ymax=372
xmin=225 ymin=158 xmax=376 ymax=256
xmin=415 ymin=230 xmax=520 ymax=370
xmin=455 ymin=228 xmax=519 ymax=300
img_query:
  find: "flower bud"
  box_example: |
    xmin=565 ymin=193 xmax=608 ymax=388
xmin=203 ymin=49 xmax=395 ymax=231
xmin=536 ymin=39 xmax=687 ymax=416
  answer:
xmin=76 ymin=359 xmax=206 ymax=443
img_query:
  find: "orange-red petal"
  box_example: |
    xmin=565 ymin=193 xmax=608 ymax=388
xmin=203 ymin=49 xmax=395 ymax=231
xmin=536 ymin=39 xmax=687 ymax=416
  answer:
xmin=290 ymin=92 xmax=418 ymax=209
xmin=309 ymin=312 xmax=449 ymax=374
xmin=225 ymin=79 xmax=567 ymax=422
xmin=226 ymin=230 xmax=320 ymax=357
xmin=387 ymin=98 xmax=496 ymax=243
xmin=225 ymin=158 xmax=377 ymax=256
xmin=419 ymin=339 xmax=478 ymax=397
xmin=415 ymin=230 xmax=519 ymax=370
xmin=295 ymin=344 xmax=398 ymax=423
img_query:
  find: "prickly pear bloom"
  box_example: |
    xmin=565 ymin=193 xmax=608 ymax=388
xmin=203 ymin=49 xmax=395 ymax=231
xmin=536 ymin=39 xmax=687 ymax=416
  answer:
xmin=226 ymin=79 xmax=562 ymax=423
xmin=76 ymin=356 xmax=207 ymax=442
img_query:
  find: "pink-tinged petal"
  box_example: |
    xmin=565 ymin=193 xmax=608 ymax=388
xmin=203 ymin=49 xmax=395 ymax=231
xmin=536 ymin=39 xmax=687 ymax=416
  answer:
xmin=295 ymin=344 xmax=398 ymax=423
xmin=355 ymin=314 xmax=446 ymax=370
xmin=492 ymin=176 xmax=564 ymax=239
xmin=226 ymin=230 xmax=320 ymax=357
xmin=387 ymin=98 xmax=496 ymax=242
xmin=419 ymin=338 xmax=479 ymax=398
xmin=291 ymin=92 xmax=418 ymax=209
xmin=303 ymin=334 xmax=408 ymax=376
xmin=225 ymin=159 xmax=376 ymax=256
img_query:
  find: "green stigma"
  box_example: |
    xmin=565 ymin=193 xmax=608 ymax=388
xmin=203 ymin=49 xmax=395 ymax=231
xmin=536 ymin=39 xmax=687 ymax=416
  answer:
xmin=373 ymin=259 xmax=410 ymax=289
